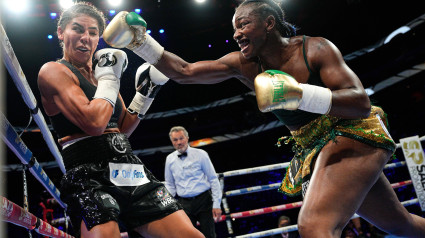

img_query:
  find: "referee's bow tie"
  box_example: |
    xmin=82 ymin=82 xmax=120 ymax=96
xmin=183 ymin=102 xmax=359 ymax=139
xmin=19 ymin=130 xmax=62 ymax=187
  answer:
xmin=178 ymin=152 xmax=187 ymax=158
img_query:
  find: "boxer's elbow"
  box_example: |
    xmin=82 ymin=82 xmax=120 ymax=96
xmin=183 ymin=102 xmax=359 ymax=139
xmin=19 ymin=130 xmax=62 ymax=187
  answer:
xmin=171 ymin=66 xmax=199 ymax=84
xmin=78 ymin=118 xmax=109 ymax=136
xmin=356 ymin=92 xmax=371 ymax=118
xmin=82 ymin=124 xmax=107 ymax=136
xmin=359 ymin=104 xmax=371 ymax=118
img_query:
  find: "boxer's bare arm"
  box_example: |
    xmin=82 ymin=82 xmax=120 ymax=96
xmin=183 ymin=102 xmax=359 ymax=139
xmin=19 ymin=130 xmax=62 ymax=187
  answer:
xmin=103 ymin=12 xmax=242 ymax=84
xmin=38 ymin=62 xmax=114 ymax=136
xmin=117 ymin=94 xmax=140 ymax=137
xmin=155 ymin=51 xmax=242 ymax=84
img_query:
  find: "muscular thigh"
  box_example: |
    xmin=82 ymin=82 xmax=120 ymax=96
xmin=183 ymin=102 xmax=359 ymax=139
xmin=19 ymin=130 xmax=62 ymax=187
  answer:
xmin=300 ymin=136 xmax=392 ymax=225
xmin=357 ymin=173 xmax=413 ymax=232
xmin=135 ymin=210 xmax=203 ymax=238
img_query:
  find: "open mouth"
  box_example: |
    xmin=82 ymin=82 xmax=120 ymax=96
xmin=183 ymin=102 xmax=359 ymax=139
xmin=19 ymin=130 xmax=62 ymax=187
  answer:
xmin=77 ymin=47 xmax=89 ymax=53
xmin=238 ymin=39 xmax=250 ymax=53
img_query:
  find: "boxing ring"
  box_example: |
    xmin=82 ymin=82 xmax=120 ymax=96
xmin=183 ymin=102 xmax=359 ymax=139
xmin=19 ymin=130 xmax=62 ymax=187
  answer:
xmin=1 ymin=10 xmax=425 ymax=238
xmin=47 ymin=135 xmax=425 ymax=238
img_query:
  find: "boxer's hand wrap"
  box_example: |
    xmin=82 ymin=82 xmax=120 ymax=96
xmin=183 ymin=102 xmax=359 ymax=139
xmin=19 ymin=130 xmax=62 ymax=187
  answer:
xmin=93 ymin=48 xmax=128 ymax=107
xmin=103 ymin=11 xmax=164 ymax=65
xmin=254 ymin=70 xmax=332 ymax=114
xmin=298 ymin=83 xmax=332 ymax=114
xmin=127 ymin=63 xmax=169 ymax=118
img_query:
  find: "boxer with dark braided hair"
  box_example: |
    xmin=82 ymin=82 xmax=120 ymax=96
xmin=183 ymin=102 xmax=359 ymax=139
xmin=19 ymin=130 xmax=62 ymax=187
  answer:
xmin=104 ymin=0 xmax=425 ymax=237
xmin=240 ymin=0 xmax=297 ymax=37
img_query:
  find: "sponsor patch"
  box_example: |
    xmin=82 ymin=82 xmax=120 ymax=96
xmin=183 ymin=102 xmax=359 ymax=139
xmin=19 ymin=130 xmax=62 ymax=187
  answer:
xmin=156 ymin=187 xmax=176 ymax=207
xmin=109 ymin=163 xmax=150 ymax=186
xmin=111 ymin=134 xmax=127 ymax=153
xmin=400 ymin=136 xmax=425 ymax=211
xmin=95 ymin=191 xmax=120 ymax=211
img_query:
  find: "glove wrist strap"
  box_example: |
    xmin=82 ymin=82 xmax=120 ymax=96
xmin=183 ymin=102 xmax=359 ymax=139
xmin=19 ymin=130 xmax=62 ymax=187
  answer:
xmin=127 ymin=92 xmax=154 ymax=119
xmin=299 ymin=84 xmax=332 ymax=114
xmin=131 ymin=34 xmax=164 ymax=65
xmin=93 ymin=75 xmax=120 ymax=107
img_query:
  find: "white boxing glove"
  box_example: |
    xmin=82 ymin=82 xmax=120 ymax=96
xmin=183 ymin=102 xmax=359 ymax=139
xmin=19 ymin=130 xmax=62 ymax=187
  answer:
xmin=103 ymin=11 xmax=164 ymax=65
xmin=93 ymin=48 xmax=128 ymax=107
xmin=127 ymin=63 xmax=169 ymax=118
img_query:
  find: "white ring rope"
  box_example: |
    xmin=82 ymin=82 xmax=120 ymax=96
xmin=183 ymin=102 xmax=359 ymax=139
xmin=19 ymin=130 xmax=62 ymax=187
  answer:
xmin=220 ymin=137 xmax=423 ymax=179
xmin=224 ymin=162 xmax=408 ymax=197
xmin=0 ymin=23 xmax=65 ymax=174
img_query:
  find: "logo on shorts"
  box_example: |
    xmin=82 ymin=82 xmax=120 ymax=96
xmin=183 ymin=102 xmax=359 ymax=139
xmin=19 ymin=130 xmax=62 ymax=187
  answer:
xmin=111 ymin=134 xmax=127 ymax=153
xmin=112 ymin=169 xmax=119 ymax=178
xmin=109 ymin=163 xmax=150 ymax=186
xmin=156 ymin=189 xmax=164 ymax=198
xmin=101 ymin=193 xmax=117 ymax=206
xmin=156 ymin=187 xmax=175 ymax=207
xmin=95 ymin=191 xmax=120 ymax=211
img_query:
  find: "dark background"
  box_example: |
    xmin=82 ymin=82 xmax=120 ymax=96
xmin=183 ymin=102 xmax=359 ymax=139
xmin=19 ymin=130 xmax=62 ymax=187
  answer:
xmin=1 ymin=0 xmax=425 ymax=237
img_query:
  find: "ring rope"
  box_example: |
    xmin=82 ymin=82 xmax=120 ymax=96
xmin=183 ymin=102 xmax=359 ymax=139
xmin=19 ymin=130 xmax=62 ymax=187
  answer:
xmin=0 ymin=23 xmax=65 ymax=174
xmin=142 ymin=91 xmax=256 ymax=120
xmin=224 ymin=162 xmax=409 ymax=197
xmin=221 ymin=159 xmax=407 ymax=180
xmin=133 ymin=120 xmax=285 ymax=156
xmin=234 ymin=198 xmax=419 ymax=238
xmin=221 ymin=162 xmax=289 ymax=178
xmin=0 ymin=112 xmax=65 ymax=208
xmin=49 ymin=217 xmax=129 ymax=238
xmin=220 ymin=136 xmax=424 ymax=178
xmin=45 ymin=179 xmax=415 ymax=236
xmin=0 ymin=196 xmax=74 ymax=238
xmin=218 ymin=180 xmax=413 ymax=223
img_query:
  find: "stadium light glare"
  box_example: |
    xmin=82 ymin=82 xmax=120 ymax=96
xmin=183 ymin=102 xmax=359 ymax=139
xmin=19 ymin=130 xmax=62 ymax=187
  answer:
xmin=59 ymin=0 xmax=74 ymax=10
xmin=107 ymin=0 xmax=123 ymax=7
xmin=4 ymin=0 xmax=29 ymax=13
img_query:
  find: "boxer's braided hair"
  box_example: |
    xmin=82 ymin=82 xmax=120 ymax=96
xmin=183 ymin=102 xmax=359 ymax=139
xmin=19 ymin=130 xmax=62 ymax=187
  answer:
xmin=238 ymin=0 xmax=297 ymax=37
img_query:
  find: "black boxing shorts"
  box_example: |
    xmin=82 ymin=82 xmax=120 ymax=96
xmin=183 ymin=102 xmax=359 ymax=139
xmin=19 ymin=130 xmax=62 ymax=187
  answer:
xmin=60 ymin=133 xmax=182 ymax=237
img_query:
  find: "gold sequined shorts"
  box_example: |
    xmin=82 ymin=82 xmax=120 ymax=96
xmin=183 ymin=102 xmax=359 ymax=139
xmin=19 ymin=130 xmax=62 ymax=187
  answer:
xmin=279 ymin=106 xmax=396 ymax=196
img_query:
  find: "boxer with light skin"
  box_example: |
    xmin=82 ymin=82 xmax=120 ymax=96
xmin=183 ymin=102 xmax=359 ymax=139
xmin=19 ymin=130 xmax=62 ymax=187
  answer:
xmin=104 ymin=0 xmax=425 ymax=237
xmin=37 ymin=2 xmax=204 ymax=238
